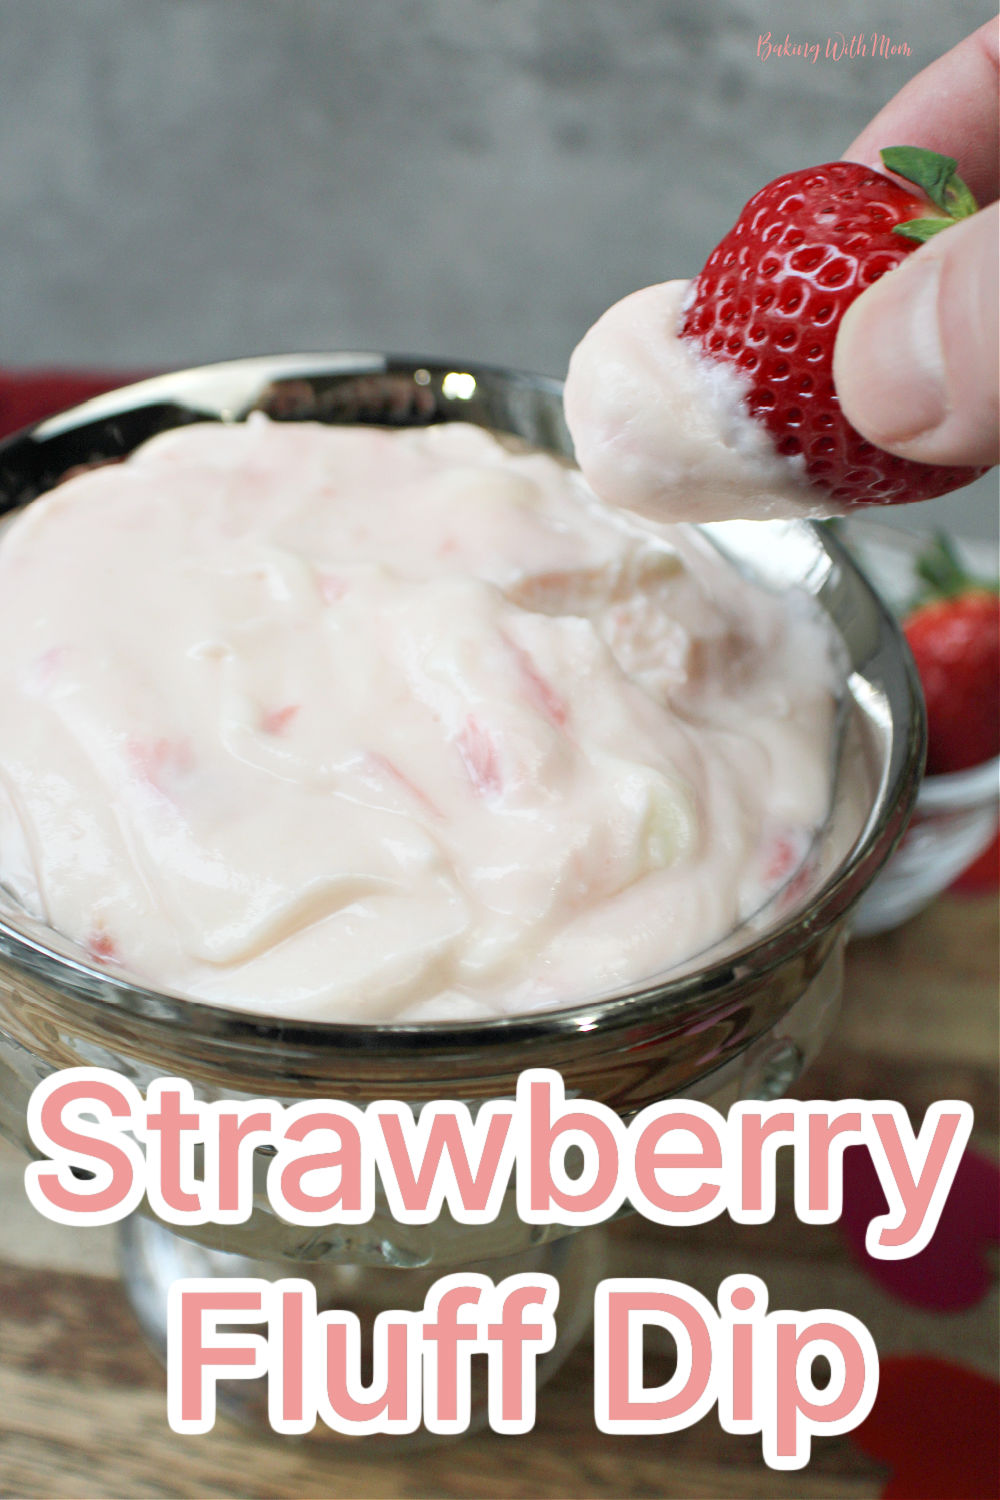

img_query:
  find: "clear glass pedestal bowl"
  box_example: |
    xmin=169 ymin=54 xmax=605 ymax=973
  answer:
xmin=0 ymin=356 xmax=924 ymax=1438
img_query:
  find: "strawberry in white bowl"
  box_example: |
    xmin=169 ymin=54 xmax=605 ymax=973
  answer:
xmin=839 ymin=523 xmax=999 ymax=932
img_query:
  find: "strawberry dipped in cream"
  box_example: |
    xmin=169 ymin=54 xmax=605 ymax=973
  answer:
xmin=565 ymin=150 xmax=988 ymax=523
xmin=0 ymin=416 xmax=840 ymax=1022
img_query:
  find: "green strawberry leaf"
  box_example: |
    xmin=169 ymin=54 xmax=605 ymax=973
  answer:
xmin=892 ymin=217 xmax=958 ymax=243
xmin=914 ymin=532 xmax=1000 ymax=603
xmin=880 ymin=146 xmax=979 ymax=223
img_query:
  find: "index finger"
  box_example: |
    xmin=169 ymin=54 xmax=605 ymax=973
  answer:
xmin=843 ymin=17 xmax=999 ymax=205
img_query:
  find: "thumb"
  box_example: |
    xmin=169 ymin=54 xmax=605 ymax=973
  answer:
xmin=833 ymin=202 xmax=999 ymax=468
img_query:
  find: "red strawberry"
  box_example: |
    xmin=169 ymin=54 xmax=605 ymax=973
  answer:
xmin=679 ymin=147 xmax=989 ymax=507
xmin=902 ymin=535 xmax=1000 ymax=774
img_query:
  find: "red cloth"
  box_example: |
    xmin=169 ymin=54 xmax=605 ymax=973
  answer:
xmin=951 ymin=831 xmax=1000 ymax=894
xmin=839 ymin=1145 xmax=1000 ymax=1312
xmin=0 ymin=369 xmax=140 ymax=443
xmin=852 ymin=1357 xmax=1000 ymax=1499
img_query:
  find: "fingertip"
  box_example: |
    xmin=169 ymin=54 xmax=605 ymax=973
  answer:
xmin=833 ymin=255 xmax=947 ymax=455
xmin=834 ymin=210 xmax=999 ymax=468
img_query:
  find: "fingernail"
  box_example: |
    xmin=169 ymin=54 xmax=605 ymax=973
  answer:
xmin=833 ymin=255 xmax=947 ymax=447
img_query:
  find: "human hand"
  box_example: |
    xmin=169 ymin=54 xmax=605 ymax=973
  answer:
xmin=834 ymin=19 xmax=999 ymax=468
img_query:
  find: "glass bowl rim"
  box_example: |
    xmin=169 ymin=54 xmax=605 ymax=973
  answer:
xmin=0 ymin=352 xmax=925 ymax=1058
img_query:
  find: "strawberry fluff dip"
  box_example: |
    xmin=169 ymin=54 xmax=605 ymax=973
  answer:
xmin=563 ymin=278 xmax=828 ymax=524
xmin=0 ymin=416 xmax=839 ymax=1022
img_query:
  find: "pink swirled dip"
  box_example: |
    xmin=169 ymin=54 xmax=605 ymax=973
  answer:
xmin=0 ymin=417 xmax=838 ymax=1020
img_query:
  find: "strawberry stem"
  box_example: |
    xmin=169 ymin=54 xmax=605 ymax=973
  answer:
xmin=880 ymin=146 xmax=978 ymax=214
xmin=914 ymin=532 xmax=999 ymax=601
xmin=940 ymin=174 xmax=979 ymax=220
xmin=879 ymin=146 xmax=979 ymax=243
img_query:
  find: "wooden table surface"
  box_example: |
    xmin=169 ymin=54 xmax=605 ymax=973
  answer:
xmin=0 ymin=895 xmax=996 ymax=1500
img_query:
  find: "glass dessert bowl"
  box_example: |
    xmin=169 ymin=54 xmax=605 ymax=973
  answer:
xmin=0 ymin=356 xmax=923 ymax=1430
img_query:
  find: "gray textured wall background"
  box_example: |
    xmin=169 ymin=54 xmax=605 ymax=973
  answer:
xmin=1 ymin=0 xmax=996 ymax=535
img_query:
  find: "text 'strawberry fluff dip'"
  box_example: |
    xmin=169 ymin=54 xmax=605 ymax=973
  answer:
xmin=0 ymin=418 xmax=839 ymax=1021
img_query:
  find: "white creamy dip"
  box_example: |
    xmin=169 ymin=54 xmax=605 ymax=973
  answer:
xmin=564 ymin=279 xmax=842 ymax=523
xmin=0 ymin=417 xmax=838 ymax=1020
